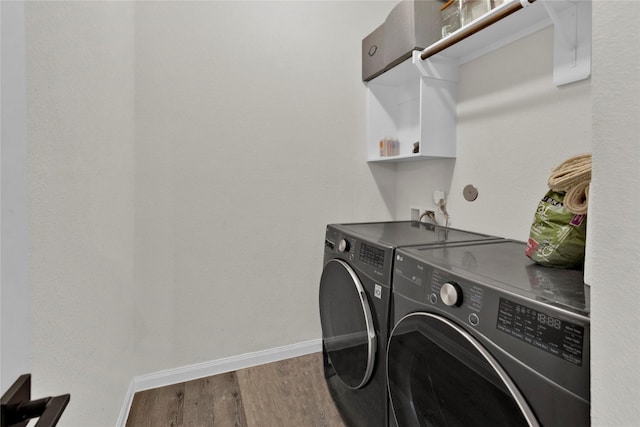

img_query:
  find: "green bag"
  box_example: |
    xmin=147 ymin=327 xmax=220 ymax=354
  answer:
xmin=526 ymin=190 xmax=586 ymax=269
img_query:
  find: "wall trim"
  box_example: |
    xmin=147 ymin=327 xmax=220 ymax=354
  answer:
xmin=117 ymin=339 xmax=322 ymax=426
xmin=116 ymin=379 xmax=135 ymax=427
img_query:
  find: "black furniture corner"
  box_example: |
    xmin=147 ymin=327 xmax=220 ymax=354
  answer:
xmin=1 ymin=375 xmax=69 ymax=427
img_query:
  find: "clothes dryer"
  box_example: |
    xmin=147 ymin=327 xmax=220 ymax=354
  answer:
xmin=318 ymin=221 xmax=501 ymax=427
xmin=388 ymin=240 xmax=590 ymax=427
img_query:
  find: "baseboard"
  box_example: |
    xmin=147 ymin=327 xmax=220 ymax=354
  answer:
xmin=115 ymin=379 xmax=135 ymax=427
xmin=116 ymin=338 xmax=322 ymax=426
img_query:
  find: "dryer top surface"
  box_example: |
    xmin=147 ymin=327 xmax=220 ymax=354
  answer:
xmin=398 ymin=240 xmax=588 ymax=317
xmin=330 ymin=221 xmax=499 ymax=248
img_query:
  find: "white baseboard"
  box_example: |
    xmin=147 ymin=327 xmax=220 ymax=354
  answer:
xmin=133 ymin=338 xmax=322 ymax=392
xmin=115 ymin=379 xmax=135 ymax=427
xmin=116 ymin=338 xmax=322 ymax=427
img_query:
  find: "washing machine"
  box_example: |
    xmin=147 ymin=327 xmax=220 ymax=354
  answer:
xmin=387 ymin=240 xmax=590 ymax=427
xmin=318 ymin=221 xmax=501 ymax=427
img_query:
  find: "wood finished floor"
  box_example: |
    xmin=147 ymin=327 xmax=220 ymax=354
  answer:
xmin=125 ymin=352 xmax=346 ymax=427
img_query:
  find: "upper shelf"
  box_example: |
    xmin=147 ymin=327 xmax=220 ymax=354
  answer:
xmin=365 ymin=0 xmax=592 ymax=163
xmin=419 ymin=0 xmax=592 ymax=86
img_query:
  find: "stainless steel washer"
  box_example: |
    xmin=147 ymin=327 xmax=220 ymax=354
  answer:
xmin=388 ymin=240 xmax=590 ymax=427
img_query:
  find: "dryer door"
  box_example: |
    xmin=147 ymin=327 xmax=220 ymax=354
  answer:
xmin=319 ymin=259 xmax=377 ymax=389
xmin=387 ymin=313 xmax=539 ymax=427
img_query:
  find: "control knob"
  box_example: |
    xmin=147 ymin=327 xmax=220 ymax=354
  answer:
xmin=440 ymin=282 xmax=463 ymax=307
xmin=338 ymin=239 xmax=350 ymax=253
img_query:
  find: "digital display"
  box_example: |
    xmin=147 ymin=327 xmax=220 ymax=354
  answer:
xmin=537 ymin=312 xmax=561 ymax=330
xmin=496 ymin=298 xmax=584 ymax=366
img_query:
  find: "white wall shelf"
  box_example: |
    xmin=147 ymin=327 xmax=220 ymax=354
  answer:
xmin=365 ymin=0 xmax=591 ymax=163
xmin=366 ymin=53 xmax=459 ymax=162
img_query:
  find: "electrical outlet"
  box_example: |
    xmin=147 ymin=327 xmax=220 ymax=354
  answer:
xmin=433 ymin=190 xmax=446 ymax=205
xmin=410 ymin=207 xmax=421 ymax=221
xmin=410 ymin=207 xmax=430 ymax=222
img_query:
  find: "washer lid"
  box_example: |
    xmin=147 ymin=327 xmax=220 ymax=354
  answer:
xmin=319 ymin=259 xmax=376 ymax=389
xmin=400 ymin=240 xmax=588 ymax=316
xmin=331 ymin=221 xmax=500 ymax=248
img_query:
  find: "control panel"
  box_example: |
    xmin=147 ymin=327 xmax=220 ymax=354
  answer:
xmin=359 ymin=243 xmax=385 ymax=269
xmin=393 ymin=252 xmax=586 ymax=363
xmin=393 ymin=253 xmax=485 ymax=326
xmin=325 ymin=227 xmax=390 ymax=280
xmin=429 ymin=268 xmax=484 ymax=315
xmin=496 ymin=298 xmax=585 ymax=366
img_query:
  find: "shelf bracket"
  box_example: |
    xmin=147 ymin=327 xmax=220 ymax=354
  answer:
xmin=412 ymin=51 xmax=460 ymax=83
xmin=541 ymin=0 xmax=591 ymax=86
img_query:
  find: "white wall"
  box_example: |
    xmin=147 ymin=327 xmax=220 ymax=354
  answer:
xmin=1 ymin=0 xmax=31 ymax=392
xmin=20 ymin=1 xmax=396 ymax=423
xmin=133 ymin=0 xmax=396 ymax=374
xmin=588 ymin=1 xmax=640 ymax=425
xmin=25 ymin=2 xmax=136 ymax=425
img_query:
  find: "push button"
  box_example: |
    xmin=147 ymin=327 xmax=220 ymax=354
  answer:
xmin=469 ymin=313 xmax=480 ymax=326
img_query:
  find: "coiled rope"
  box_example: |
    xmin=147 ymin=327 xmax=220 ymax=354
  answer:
xmin=547 ymin=153 xmax=591 ymax=215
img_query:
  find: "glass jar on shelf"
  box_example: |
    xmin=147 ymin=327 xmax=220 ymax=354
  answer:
xmin=440 ymin=0 xmax=461 ymax=38
xmin=461 ymin=0 xmax=492 ymax=27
